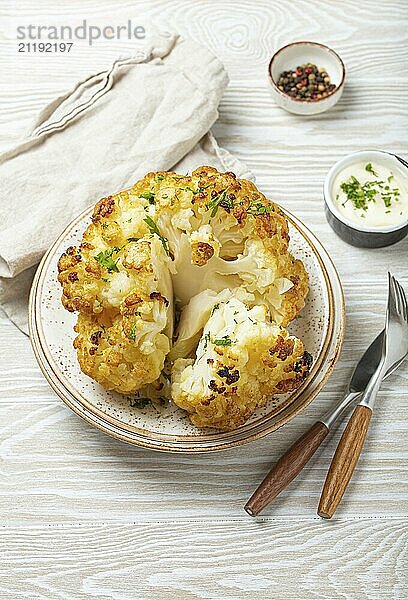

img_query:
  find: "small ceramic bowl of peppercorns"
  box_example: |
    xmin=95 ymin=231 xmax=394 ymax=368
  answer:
xmin=268 ymin=41 xmax=345 ymax=115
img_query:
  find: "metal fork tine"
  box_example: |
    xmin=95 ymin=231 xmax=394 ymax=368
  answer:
xmin=402 ymin=284 xmax=408 ymax=321
xmin=396 ymin=280 xmax=408 ymax=322
xmin=393 ymin=276 xmax=404 ymax=318
xmin=387 ymin=272 xmax=393 ymax=309
xmin=390 ymin=275 xmax=408 ymax=322
xmin=388 ymin=274 xmax=399 ymax=316
xmin=392 ymin=275 xmax=403 ymax=317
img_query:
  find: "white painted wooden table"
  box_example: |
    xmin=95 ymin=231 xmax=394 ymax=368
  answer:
xmin=1 ymin=1 xmax=407 ymax=598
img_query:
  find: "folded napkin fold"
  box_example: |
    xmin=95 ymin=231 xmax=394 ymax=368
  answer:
xmin=0 ymin=32 xmax=252 ymax=334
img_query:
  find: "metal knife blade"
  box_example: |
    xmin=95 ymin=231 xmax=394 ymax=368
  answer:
xmin=321 ymin=329 xmax=405 ymax=429
xmin=349 ymin=330 xmax=404 ymax=393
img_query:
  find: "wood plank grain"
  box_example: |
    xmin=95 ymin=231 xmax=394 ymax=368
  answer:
xmin=1 ymin=368 xmax=407 ymax=523
xmin=1 ymin=519 xmax=407 ymax=599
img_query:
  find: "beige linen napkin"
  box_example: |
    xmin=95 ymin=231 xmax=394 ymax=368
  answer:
xmin=0 ymin=32 xmax=252 ymax=334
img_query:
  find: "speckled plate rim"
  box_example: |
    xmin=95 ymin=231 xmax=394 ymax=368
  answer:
xmin=29 ymin=206 xmax=345 ymax=452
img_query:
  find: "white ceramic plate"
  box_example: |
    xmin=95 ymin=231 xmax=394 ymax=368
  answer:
xmin=29 ymin=205 xmax=345 ymax=452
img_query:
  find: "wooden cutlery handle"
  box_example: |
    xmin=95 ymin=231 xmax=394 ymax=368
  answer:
xmin=318 ymin=405 xmax=372 ymax=519
xmin=245 ymin=421 xmax=329 ymax=516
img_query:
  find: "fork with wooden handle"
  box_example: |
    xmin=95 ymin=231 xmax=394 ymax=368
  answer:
xmin=318 ymin=274 xmax=408 ymax=518
xmin=245 ymin=275 xmax=407 ymax=518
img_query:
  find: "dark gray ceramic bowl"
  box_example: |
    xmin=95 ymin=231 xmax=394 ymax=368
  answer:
xmin=324 ymin=150 xmax=408 ymax=248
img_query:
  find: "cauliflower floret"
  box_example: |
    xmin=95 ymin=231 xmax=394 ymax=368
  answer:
xmin=171 ymin=298 xmax=312 ymax=430
xmin=58 ymin=234 xmax=173 ymax=323
xmin=58 ymin=209 xmax=173 ymax=392
xmin=73 ymin=310 xmax=170 ymax=394
xmin=189 ymin=225 xmax=221 ymax=266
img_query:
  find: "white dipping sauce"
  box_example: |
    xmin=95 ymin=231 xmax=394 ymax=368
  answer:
xmin=333 ymin=160 xmax=408 ymax=228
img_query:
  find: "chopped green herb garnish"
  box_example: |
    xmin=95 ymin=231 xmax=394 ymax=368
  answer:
xmin=101 ymin=277 xmax=109 ymax=283
xmin=211 ymin=303 xmax=220 ymax=315
xmin=101 ymin=222 xmax=109 ymax=229
xmin=156 ymin=174 xmax=165 ymax=181
xmin=143 ymin=216 xmax=169 ymax=255
xmin=214 ymin=335 xmax=233 ymax=346
xmin=243 ymin=195 xmax=276 ymax=216
xmin=207 ymin=189 xmax=227 ymax=217
xmin=203 ymin=332 xmax=211 ymax=350
xmin=365 ymin=163 xmax=378 ymax=177
xmin=94 ymin=247 xmax=121 ymax=273
xmin=210 ymin=202 xmax=219 ymax=217
xmin=129 ymin=321 xmax=138 ymax=341
xmin=184 ymin=184 xmax=212 ymax=195
xmin=207 ymin=188 xmax=233 ymax=217
xmin=247 ymin=201 xmax=274 ymax=216
xmin=340 ymin=175 xmax=400 ymax=212
xmin=387 ymin=174 xmax=394 ymax=183
xmin=140 ymin=191 xmax=155 ymax=204
xmin=127 ymin=237 xmax=139 ymax=242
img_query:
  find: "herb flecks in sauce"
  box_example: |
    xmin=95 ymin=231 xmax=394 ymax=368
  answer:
xmin=365 ymin=162 xmax=378 ymax=177
xmin=340 ymin=165 xmax=401 ymax=213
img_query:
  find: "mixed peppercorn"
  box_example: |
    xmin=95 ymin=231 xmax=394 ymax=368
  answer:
xmin=276 ymin=63 xmax=337 ymax=101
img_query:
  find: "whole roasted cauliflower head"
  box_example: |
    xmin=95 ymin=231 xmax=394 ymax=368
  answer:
xmin=57 ymin=166 xmax=312 ymax=429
